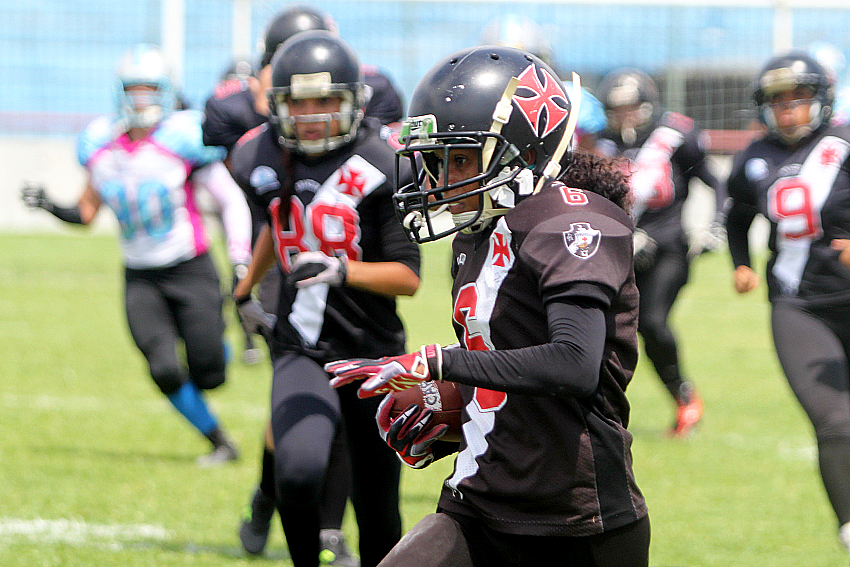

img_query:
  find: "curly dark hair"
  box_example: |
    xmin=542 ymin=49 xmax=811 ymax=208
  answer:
xmin=557 ymin=150 xmax=633 ymax=213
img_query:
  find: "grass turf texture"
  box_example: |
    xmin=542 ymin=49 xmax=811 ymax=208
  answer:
xmin=0 ymin=232 xmax=846 ymax=566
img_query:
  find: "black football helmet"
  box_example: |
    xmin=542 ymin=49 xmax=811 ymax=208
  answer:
xmin=267 ymin=30 xmax=365 ymax=156
xmin=394 ymin=46 xmax=574 ymax=242
xmin=597 ymin=68 xmax=660 ymax=144
xmin=753 ymin=50 xmax=834 ymax=144
xmin=260 ymin=5 xmax=336 ymax=68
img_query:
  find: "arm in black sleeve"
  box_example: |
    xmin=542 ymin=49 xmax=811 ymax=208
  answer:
xmin=45 ymin=202 xmax=84 ymax=224
xmin=441 ymin=298 xmax=606 ymax=398
xmin=725 ymin=198 xmax=757 ymax=268
xmin=375 ymin=189 xmax=421 ymax=277
xmin=21 ymin=183 xmax=84 ymax=224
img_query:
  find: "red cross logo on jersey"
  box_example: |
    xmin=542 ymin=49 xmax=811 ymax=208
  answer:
xmin=514 ymin=64 xmax=569 ymax=138
xmin=491 ymin=232 xmax=511 ymax=267
xmin=338 ymin=166 xmax=365 ymax=198
xmin=821 ymin=145 xmax=839 ymax=167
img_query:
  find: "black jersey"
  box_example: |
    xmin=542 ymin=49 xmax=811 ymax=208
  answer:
xmin=597 ymin=112 xmax=720 ymax=245
xmin=437 ymin=180 xmax=646 ymax=537
xmin=228 ymin=119 xmax=420 ymax=363
xmin=726 ymin=125 xmax=850 ymax=303
xmin=202 ymin=78 xmax=266 ymax=153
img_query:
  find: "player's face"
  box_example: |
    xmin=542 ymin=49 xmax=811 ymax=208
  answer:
xmin=430 ymin=147 xmax=480 ymax=214
xmin=769 ymin=86 xmax=816 ymax=135
xmin=286 ymin=95 xmax=343 ymax=139
xmin=124 ymin=84 xmax=159 ymax=113
xmin=607 ymin=102 xmax=643 ymax=131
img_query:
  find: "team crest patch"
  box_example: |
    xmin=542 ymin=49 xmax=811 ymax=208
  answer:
xmin=563 ymin=222 xmax=601 ymax=259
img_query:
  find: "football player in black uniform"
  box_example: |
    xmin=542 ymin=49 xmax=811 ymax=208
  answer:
xmin=230 ymin=31 xmax=420 ymax=567
xmin=726 ymin=50 xmax=850 ymax=558
xmin=594 ymin=68 xmax=726 ymax=437
xmin=326 ymin=45 xmax=650 ymax=567
xmin=203 ymin=6 xmax=406 ymax=562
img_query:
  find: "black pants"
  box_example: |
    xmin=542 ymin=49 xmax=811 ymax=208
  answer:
xmin=124 ymin=253 xmax=225 ymax=395
xmin=635 ymin=237 xmax=690 ymax=391
xmin=270 ymin=352 xmax=402 ymax=567
xmin=772 ymin=300 xmax=850 ymax=525
xmin=446 ymin=511 xmax=650 ymax=567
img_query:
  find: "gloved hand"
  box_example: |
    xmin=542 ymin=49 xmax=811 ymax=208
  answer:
xmin=287 ymin=251 xmax=347 ymax=288
xmin=21 ymin=182 xmax=51 ymax=210
xmin=235 ymin=296 xmax=276 ymax=337
xmin=375 ymin=394 xmax=448 ymax=469
xmin=632 ymin=228 xmax=658 ymax=271
xmin=325 ymin=344 xmax=442 ymax=398
xmin=688 ymin=222 xmax=726 ymax=259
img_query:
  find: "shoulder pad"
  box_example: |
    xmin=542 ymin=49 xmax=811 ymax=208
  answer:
xmin=77 ymin=115 xmax=120 ymax=166
xmin=213 ymin=78 xmax=249 ymax=101
xmin=662 ymin=112 xmax=694 ymax=133
xmin=235 ymin=123 xmax=267 ymax=150
xmin=360 ymin=63 xmax=380 ymax=77
xmin=154 ymin=110 xmax=225 ymax=165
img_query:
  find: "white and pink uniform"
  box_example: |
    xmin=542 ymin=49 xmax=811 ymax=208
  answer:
xmin=78 ymin=110 xmax=251 ymax=269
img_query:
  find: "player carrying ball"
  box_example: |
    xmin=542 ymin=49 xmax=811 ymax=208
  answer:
xmin=327 ymin=45 xmax=650 ymax=567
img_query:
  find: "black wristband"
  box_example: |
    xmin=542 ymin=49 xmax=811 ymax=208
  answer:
xmin=233 ymin=293 xmax=252 ymax=306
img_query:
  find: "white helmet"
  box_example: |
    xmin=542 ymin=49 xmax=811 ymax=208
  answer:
xmin=115 ymin=44 xmax=176 ymax=128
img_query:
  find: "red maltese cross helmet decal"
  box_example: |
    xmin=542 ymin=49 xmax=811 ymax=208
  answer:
xmin=513 ymin=64 xmax=570 ymax=138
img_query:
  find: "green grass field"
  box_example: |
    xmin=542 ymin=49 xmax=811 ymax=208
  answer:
xmin=0 ymin=231 xmax=846 ymax=566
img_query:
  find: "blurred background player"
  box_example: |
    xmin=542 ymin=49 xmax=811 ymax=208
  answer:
xmin=230 ymin=31 xmax=420 ymax=567
xmin=594 ymin=68 xmax=726 ymax=438
xmin=203 ymin=4 xmax=406 ymax=364
xmin=725 ymin=50 xmax=850 ymax=559
xmin=327 ymin=44 xmax=650 ymax=567
xmin=20 ymin=44 xmax=252 ymax=466
xmin=478 ymin=13 xmax=607 ymax=152
xmin=202 ymin=5 xmax=406 ymax=563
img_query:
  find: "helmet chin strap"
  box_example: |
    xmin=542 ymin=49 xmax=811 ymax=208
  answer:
xmin=454 ymin=205 xmax=507 ymax=233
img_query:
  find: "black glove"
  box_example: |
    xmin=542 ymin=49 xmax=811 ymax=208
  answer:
xmin=235 ymin=296 xmax=276 ymax=337
xmin=21 ymin=182 xmax=51 ymax=210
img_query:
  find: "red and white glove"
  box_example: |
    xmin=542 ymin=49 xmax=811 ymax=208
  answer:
xmin=375 ymin=394 xmax=448 ymax=469
xmin=325 ymin=344 xmax=442 ymax=398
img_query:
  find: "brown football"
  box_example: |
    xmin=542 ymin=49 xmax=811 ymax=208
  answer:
xmin=388 ymin=380 xmax=464 ymax=443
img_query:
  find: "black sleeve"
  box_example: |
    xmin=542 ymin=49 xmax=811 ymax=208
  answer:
xmin=725 ymin=198 xmax=758 ymax=268
xmin=203 ymin=96 xmax=241 ymax=152
xmin=724 ymin=151 xmax=760 ymax=268
xmin=45 ymin=203 xmax=84 ymax=224
xmin=441 ymin=298 xmax=605 ymax=398
xmin=374 ymin=186 xmax=421 ymax=277
xmin=364 ymin=72 xmax=405 ymax=125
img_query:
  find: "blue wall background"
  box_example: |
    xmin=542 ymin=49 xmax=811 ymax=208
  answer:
xmin=3 ymin=1 xmax=850 ymax=133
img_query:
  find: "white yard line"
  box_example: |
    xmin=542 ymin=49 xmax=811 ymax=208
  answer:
xmin=0 ymin=517 xmax=171 ymax=546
